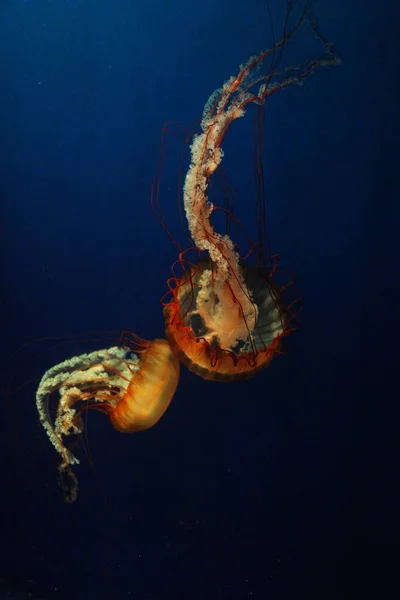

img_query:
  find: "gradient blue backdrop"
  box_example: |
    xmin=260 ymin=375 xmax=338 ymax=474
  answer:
xmin=0 ymin=1 xmax=398 ymax=599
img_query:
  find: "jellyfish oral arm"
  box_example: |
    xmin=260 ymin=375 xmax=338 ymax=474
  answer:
xmin=183 ymin=84 xmax=258 ymax=348
xmin=181 ymin=14 xmax=340 ymax=353
xmin=35 ymin=346 xmax=139 ymax=502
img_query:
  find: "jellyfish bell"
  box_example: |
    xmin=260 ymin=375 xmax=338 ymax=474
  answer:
xmin=163 ymin=254 xmax=300 ymax=382
xmin=36 ymin=336 xmax=179 ymax=502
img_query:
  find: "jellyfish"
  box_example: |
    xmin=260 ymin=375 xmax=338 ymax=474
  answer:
xmin=36 ymin=336 xmax=179 ymax=502
xmin=157 ymin=4 xmax=341 ymax=381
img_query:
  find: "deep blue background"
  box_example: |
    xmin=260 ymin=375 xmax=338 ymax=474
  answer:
xmin=0 ymin=1 xmax=398 ymax=598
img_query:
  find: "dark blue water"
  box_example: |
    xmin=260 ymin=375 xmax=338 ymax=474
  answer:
xmin=0 ymin=1 xmax=398 ymax=598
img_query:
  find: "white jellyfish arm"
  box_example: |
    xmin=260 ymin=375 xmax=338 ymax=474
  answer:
xmin=36 ymin=346 xmax=139 ymax=502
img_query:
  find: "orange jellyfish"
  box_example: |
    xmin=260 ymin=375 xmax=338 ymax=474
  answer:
xmin=156 ymin=5 xmax=341 ymax=381
xmin=36 ymin=336 xmax=179 ymax=502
